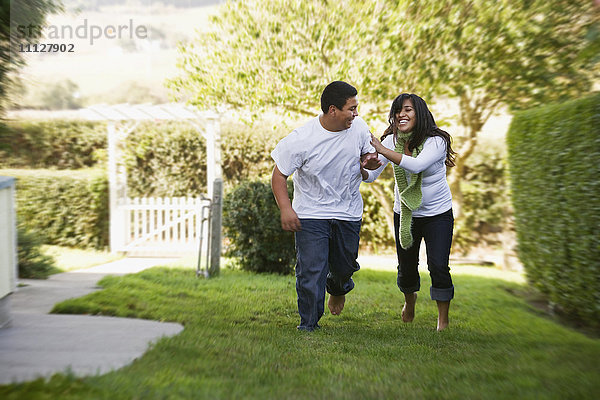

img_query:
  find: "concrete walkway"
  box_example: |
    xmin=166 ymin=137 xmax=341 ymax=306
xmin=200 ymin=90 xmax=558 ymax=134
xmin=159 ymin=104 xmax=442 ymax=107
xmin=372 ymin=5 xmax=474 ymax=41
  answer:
xmin=0 ymin=258 xmax=184 ymax=385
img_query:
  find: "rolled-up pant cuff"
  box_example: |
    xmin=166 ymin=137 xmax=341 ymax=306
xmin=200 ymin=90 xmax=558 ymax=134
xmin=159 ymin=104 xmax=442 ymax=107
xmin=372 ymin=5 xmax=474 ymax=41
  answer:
xmin=397 ymin=275 xmax=420 ymax=294
xmin=430 ymin=286 xmax=454 ymax=302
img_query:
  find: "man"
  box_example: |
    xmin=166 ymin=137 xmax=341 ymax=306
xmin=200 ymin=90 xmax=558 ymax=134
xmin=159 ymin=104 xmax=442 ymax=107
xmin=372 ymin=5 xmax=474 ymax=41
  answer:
xmin=271 ymin=81 xmax=380 ymax=331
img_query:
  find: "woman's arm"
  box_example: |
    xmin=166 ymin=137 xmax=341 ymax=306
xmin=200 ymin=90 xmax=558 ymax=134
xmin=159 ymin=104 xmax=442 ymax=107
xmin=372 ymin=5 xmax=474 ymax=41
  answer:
xmin=371 ymin=135 xmax=446 ymax=174
xmin=398 ymin=137 xmax=446 ymax=174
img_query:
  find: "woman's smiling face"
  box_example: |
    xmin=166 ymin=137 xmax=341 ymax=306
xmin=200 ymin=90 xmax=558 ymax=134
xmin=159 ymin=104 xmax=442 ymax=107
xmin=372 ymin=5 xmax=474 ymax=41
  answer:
xmin=395 ymin=98 xmax=416 ymax=134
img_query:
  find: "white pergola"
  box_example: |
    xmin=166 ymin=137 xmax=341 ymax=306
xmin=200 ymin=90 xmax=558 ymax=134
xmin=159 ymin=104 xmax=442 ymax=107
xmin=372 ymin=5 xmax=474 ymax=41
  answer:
xmin=81 ymin=103 xmax=222 ymax=198
xmin=80 ymin=103 xmax=223 ymax=276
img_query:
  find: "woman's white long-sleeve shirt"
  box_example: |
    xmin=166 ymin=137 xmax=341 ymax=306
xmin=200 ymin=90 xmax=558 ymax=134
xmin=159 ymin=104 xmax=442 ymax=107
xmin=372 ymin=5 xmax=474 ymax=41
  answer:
xmin=364 ymin=135 xmax=452 ymax=217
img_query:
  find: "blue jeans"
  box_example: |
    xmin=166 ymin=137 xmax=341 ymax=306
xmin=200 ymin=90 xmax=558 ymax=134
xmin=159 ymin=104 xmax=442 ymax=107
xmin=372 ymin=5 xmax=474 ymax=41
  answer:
xmin=394 ymin=208 xmax=454 ymax=302
xmin=294 ymin=219 xmax=361 ymax=331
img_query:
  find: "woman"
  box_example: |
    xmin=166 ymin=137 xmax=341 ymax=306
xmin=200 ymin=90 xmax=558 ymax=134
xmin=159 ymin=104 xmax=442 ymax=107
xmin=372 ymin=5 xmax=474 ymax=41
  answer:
xmin=363 ymin=93 xmax=456 ymax=331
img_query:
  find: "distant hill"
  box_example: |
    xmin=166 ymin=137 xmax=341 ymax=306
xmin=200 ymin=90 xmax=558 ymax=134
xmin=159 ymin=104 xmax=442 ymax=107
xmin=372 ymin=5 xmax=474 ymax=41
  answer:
xmin=10 ymin=3 xmax=220 ymax=110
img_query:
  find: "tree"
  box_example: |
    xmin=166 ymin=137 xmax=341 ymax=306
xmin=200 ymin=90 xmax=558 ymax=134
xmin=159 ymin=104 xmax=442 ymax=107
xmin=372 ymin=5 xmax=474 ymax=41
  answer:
xmin=0 ymin=0 xmax=63 ymax=114
xmin=39 ymin=79 xmax=82 ymax=110
xmin=169 ymin=0 xmax=598 ymax=217
xmin=385 ymin=0 xmax=599 ymax=216
xmin=169 ymin=0 xmax=394 ymax=115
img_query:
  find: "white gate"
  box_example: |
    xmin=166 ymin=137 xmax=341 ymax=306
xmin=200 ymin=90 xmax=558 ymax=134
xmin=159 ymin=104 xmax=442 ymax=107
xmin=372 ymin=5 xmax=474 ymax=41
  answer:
xmin=115 ymin=196 xmax=212 ymax=256
xmin=80 ymin=103 xmax=223 ymax=275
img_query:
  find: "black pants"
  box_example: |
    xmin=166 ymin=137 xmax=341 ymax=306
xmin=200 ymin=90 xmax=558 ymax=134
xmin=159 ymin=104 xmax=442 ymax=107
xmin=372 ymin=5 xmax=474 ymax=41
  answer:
xmin=394 ymin=208 xmax=454 ymax=301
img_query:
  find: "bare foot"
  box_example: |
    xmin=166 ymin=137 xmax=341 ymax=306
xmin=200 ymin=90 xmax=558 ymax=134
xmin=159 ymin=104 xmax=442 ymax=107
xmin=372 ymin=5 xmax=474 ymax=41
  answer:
xmin=437 ymin=320 xmax=449 ymax=331
xmin=401 ymin=293 xmax=417 ymax=322
xmin=328 ymin=295 xmax=345 ymax=315
xmin=436 ymin=300 xmax=450 ymax=331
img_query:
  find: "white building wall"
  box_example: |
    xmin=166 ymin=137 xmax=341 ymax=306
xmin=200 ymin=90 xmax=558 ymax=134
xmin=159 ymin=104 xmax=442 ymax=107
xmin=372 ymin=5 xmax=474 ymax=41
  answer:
xmin=0 ymin=177 xmax=17 ymax=328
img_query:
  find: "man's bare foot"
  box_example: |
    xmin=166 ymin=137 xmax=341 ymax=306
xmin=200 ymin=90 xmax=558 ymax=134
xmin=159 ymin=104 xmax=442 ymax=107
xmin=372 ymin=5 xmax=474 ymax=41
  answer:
xmin=328 ymin=295 xmax=345 ymax=315
xmin=436 ymin=300 xmax=450 ymax=331
xmin=401 ymin=293 xmax=417 ymax=322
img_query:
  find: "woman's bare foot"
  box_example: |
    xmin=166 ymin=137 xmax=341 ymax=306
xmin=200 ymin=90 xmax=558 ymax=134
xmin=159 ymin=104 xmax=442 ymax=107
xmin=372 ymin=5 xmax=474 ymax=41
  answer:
xmin=328 ymin=295 xmax=345 ymax=315
xmin=401 ymin=292 xmax=417 ymax=322
xmin=436 ymin=300 xmax=450 ymax=331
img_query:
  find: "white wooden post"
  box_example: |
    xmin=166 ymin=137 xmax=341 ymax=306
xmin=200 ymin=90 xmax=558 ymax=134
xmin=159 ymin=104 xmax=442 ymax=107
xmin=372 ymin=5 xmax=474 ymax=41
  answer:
xmin=204 ymin=113 xmax=222 ymax=199
xmin=206 ymin=131 xmax=215 ymax=199
xmin=108 ymin=123 xmax=127 ymax=253
xmin=211 ymin=115 xmax=222 ymax=181
xmin=208 ymin=112 xmax=223 ymax=277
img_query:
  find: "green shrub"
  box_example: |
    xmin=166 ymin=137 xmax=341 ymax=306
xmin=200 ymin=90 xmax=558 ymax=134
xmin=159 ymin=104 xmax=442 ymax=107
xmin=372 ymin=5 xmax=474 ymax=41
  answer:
xmin=17 ymin=227 xmax=59 ymax=279
xmin=507 ymin=92 xmax=600 ymax=327
xmin=11 ymin=170 xmax=109 ymax=250
xmin=223 ymin=179 xmax=295 ymax=274
xmin=360 ymin=176 xmax=395 ymax=252
xmin=453 ymin=144 xmax=511 ymax=253
xmin=0 ymin=119 xmax=106 ymax=169
xmin=220 ymin=120 xmax=283 ymax=186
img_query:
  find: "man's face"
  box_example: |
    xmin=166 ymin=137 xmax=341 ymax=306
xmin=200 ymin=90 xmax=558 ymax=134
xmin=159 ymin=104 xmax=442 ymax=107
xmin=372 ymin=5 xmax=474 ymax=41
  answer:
xmin=330 ymin=96 xmax=358 ymax=131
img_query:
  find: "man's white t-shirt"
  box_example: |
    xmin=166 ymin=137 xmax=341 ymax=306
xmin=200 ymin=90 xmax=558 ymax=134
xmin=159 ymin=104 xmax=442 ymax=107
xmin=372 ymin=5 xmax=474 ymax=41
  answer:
xmin=271 ymin=115 xmax=374 ymax=221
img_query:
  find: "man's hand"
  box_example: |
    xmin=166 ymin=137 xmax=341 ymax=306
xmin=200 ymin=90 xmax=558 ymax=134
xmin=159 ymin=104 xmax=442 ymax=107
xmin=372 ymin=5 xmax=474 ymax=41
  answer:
xmin=361 ymin=152 xmax=382 ymax=170
xmin=280 ymin=207 xmax=301 ymax=232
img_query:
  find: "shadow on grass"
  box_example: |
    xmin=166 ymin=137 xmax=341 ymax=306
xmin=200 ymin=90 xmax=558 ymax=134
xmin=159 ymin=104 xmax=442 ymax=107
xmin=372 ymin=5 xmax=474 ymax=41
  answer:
xmin=504 ymin=286 xmax=600 ymax=339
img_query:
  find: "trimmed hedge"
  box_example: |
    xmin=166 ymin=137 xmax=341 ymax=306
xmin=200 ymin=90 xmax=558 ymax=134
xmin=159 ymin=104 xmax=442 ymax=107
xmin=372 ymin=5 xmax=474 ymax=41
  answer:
xmin=507 ymin=93 xmax=600 ymax=326
xmin=7 ymin=169 xmax=109 ymax=250
xmin=360 ymin=177 xmax=395 ymax=252
xmin=0 ymin=120 xmax=107 ymax=169
xmin=124 ymin=119 xmax=283 ymax=197
xmin=124 ymin=121 xmax=207 ymax=197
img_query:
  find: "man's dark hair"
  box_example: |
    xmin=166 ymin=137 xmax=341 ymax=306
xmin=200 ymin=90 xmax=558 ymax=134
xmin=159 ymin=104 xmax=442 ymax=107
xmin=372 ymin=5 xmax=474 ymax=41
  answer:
xmin=320 ymin=81 xmax=358 ymax=113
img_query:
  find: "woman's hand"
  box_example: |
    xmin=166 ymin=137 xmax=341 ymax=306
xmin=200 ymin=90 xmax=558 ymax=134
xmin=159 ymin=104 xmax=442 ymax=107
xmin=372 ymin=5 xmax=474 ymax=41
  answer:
xmin=370 ymin=133 xmax=385 ymax=153
xmin=370 ymin=133 xmax=403 ymax=165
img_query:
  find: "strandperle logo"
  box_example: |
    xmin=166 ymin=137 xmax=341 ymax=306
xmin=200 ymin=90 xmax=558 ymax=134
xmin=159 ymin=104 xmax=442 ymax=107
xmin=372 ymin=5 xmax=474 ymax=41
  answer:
xmin=15 ymin=18 xmax=148 ymax=45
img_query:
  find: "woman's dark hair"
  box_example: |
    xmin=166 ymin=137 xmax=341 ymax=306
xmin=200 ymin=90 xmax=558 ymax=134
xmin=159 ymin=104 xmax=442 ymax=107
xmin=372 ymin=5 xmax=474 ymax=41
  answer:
xmin=320 ymin=81 xmax=358 ymax=113
xmin=381 ymin=93 xmax=456 ymax=167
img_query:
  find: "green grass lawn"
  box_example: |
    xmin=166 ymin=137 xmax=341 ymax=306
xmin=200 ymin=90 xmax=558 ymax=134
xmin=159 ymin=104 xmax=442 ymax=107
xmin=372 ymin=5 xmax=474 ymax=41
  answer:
xmin=1 ymin=263 xmax=599 ymax=399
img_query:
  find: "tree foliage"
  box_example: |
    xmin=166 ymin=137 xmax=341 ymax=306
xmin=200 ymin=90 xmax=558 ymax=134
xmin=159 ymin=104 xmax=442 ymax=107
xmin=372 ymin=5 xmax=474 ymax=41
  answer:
xmin=0 ymin=0 xmax=63 ymax=113
xmin=390 ymin=0 xmax=599 ymax=214
xmin=169 ymin=0 xmax=394 ymax=116
xmin=170 ymin=0 xmax=599 ymax=226
xmin=171 ymin=0 xmax=597 ymax=116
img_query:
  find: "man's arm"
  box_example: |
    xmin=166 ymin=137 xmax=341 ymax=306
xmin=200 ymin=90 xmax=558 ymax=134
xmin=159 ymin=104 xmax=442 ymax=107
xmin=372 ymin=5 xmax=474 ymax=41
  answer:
xmin=271 ymin=166 xmax=301 ymax=232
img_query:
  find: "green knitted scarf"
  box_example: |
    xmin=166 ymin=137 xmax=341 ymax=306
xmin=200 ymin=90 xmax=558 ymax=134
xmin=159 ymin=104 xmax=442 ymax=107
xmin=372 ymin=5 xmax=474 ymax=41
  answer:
xmin=393 ymin=133 xmax=424 ymax=249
